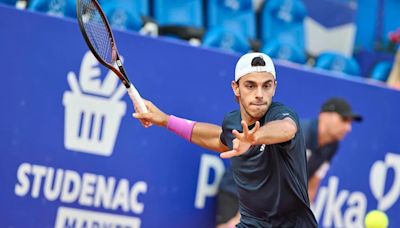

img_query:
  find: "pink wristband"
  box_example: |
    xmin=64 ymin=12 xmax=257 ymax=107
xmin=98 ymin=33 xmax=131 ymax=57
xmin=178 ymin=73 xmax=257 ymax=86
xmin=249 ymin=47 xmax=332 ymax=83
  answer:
xmin=167 ymin=115 xmax=196 ymax=142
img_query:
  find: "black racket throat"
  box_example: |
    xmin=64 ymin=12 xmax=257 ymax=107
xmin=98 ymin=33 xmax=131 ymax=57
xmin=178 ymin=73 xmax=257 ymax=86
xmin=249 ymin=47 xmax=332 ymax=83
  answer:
xmin=116 ymin=64 xmax=132 ymax=89
xmin=76 ymin=0 xmax=131 ymax=89
xmin=106 ymin=60 xmax=131 ymax=88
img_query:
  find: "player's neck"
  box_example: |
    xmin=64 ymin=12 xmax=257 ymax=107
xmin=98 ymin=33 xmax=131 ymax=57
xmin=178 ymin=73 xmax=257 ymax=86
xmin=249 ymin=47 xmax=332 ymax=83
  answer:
xmin=240 ymin=109 xmax=257 ymax=125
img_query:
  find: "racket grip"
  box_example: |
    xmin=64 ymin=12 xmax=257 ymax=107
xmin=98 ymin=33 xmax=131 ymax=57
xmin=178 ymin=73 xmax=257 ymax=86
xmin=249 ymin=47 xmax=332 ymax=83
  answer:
xmin=127 ymin=83 xmax=148 ymax=113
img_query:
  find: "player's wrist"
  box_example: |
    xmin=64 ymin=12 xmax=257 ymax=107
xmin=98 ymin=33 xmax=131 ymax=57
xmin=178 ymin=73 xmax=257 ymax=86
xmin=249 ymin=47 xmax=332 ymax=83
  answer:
xmin=249 ymin=133 xmax=258 ymax=145
xmin=160 ymin=113 xmax=169 ymax=127
xmin=166 ymin=115 xmax=196 ymax=142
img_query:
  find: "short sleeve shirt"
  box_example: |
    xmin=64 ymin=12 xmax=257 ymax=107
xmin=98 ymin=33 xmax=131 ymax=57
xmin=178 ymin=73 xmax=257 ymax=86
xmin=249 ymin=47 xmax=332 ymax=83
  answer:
xmin=220 ymin=102 xmax=317 ymax=227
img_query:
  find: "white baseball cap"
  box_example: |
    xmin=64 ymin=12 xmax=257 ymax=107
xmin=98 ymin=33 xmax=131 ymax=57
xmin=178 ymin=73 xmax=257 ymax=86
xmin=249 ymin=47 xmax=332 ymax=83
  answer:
xmin=234 ymin=52 xmax=276 ymax=82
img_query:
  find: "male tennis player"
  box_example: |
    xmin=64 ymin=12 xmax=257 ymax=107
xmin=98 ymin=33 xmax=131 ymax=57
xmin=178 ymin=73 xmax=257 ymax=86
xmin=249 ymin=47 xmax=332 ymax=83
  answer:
xmin=216 ymin=97 xmax=363 ymax=226
xmin=133 ymin=52 xmax=317 ymax=227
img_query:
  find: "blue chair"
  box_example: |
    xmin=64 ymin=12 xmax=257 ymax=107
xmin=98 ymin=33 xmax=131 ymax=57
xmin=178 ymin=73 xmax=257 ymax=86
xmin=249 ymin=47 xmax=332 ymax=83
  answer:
xmin=202 ymin=27 xmax=250 ymax=54
xmin=0 ymin=0 xmax=17 ymax=6
xmin=99 ymin=0 xmax=149 ymax=18
xmin=261 ymin=0 xmax=306 ymax=49
xmin=370 ymin=61 xmax=392 ymax=82
xmin=207 ymin=0 xmax=256 ymax=39
xmin=354 ymin=0 xmax=378 ymax=50
xmin=102 ymin=2 xmax=143 ymax=32
xmin=262 ymin=39 xmax=306 ymax=64
xmin=28 ymin=0 xmax=76 ymax=18
xmin=153 ymin=0 xmax=203 ymax=27
xmin=315 ymin=52 xmax=361 ymax=76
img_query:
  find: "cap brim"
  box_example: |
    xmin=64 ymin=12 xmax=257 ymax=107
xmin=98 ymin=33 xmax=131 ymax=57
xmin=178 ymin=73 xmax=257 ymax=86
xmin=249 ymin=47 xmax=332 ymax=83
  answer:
xmin=343 ymin=113 xmax=363 ymax=122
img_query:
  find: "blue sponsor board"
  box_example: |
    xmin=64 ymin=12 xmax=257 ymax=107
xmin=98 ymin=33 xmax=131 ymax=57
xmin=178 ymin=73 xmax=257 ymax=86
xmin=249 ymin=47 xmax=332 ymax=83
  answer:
xmin=0 ymin=5 xmax=399 ymax=228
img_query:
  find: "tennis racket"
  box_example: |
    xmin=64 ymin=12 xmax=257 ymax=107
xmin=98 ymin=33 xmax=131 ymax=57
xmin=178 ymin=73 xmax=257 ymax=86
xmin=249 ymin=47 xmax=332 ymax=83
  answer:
xmin=76 ymin=0 xmax=148 ymax=113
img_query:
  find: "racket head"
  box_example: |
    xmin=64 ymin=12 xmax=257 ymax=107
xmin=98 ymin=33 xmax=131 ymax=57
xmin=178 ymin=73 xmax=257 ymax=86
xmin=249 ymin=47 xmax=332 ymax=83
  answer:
xmin=76 ymin=0 xmax=128 ymax=85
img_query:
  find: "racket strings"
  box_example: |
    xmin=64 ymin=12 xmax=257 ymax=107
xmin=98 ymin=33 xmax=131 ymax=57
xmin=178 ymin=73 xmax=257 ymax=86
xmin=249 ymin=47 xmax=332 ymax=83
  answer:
xmin=79 ymin=0 xmax=114 ymax=64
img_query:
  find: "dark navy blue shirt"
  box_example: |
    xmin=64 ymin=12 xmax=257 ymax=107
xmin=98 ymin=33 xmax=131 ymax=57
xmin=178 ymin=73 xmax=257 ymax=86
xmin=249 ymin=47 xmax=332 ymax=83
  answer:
xmin=220 ymin=102 xmax=317 ymax=227
xmin=301 ymin=119 xmax=339 ymax=178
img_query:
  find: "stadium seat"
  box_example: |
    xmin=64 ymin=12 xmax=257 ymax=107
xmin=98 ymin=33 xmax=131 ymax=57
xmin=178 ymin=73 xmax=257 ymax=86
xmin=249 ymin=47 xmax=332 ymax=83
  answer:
xmin=153 ymin=0 xmax=203 ymax=27
xmin=99 ymin=0 xmax=149 ymax=18
xmin=207 ymin=0 xmax=256 ymax=39
xmin=370 ymin=61 xmax=392 ymax=82
xmin=0 ymin=0 xmax=17 ymax=6
xmin=354 ymin=0 xmax=378 ymax=51
xmin=102 ymin=1 xmax=144 ymax=32
xmin=202 ymin=27 xmax=250 ymax=54
xmin=261 ymin=0 xmax=306 ymax=49
xmin=28 ymin=0 xmax=76 ymax=18
xmin=315 ymin=52 xmax=361 ymax=76
xmin=262 ymin=39 xmax=306 ymax=64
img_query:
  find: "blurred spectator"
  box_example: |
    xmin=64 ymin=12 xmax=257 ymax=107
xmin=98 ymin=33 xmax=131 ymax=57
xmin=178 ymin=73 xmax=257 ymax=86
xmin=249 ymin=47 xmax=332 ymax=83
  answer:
xmin=215 ymin=162 xmax=239 ymax=228
xmin=387 ymin=28 xmax=400 ymax=53
xmin=303 ymin=97 xmax=362 ymax=202
xmin=387 ymin=47 xmax=400 ymax=89
xmin=314 ymin=52 xmax=361 ymax=76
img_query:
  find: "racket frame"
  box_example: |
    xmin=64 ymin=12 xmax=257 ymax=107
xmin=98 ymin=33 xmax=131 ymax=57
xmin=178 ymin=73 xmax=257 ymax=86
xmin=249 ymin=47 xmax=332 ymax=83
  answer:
xmin=76 ymin=0 xmax=131 ymax=88
xmin=76 ymin=0 xmax=148 ymax=113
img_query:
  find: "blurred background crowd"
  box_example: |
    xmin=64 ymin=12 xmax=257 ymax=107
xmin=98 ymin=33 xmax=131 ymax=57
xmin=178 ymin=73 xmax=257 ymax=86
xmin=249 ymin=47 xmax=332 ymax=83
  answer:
xmin=2 ymin=0 xmax=399 ymax=88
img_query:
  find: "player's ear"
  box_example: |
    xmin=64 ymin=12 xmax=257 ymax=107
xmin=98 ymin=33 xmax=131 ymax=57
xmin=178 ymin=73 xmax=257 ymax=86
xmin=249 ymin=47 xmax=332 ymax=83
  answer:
xmin=231 ymin=80 xmax=240 ymax=97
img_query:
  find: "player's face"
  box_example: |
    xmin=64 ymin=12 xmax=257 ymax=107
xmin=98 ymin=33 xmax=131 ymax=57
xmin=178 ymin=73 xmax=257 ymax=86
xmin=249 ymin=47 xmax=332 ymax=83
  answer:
xmin=328 ymin=113 xmax=352 ymax=140
xmin=232 ymin=72 xmax=276 ymax=123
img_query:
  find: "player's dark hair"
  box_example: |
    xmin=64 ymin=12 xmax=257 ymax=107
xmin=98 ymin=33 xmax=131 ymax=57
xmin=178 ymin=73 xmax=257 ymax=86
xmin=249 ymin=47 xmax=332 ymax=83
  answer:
xmin=251 ymin=56 xmax=266 ymax=67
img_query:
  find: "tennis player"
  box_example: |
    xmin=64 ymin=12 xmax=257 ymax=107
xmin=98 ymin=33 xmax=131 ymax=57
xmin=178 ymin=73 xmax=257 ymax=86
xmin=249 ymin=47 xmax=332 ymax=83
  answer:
xmin=133 ymin=52 xmax=317 ymax=227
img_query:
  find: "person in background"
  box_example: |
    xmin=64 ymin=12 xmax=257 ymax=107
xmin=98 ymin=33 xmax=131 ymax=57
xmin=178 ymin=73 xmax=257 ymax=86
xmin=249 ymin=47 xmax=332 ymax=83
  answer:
xmin=302 ymin=97 xmax=363 ymax=202
xmin=216 ymin=163 xmax=240 ymax=228
xmin=387 ymin=46 xmax=400 ymax=90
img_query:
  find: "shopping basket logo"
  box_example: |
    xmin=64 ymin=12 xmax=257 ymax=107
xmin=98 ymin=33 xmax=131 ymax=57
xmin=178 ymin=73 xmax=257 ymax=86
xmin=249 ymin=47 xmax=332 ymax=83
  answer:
xmin=63 ymin=51 xmax=127 ymax=156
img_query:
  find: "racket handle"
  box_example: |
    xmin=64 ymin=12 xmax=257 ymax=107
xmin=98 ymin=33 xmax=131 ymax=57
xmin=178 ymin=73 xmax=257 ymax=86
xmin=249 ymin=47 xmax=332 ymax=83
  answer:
xmin=127 ymin=83 xmax=148 ymax=113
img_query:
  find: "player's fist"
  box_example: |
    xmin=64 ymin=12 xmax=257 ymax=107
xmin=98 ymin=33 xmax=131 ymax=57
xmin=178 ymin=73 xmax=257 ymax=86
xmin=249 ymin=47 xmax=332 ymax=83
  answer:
xmin=132 ymin=100 xmax=169 ymax=128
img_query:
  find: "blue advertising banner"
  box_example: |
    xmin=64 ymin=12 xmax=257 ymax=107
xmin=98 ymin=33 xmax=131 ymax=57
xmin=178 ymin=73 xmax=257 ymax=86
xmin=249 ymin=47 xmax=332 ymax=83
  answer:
xmin=0 ymin=5 xmax=399 ymax=228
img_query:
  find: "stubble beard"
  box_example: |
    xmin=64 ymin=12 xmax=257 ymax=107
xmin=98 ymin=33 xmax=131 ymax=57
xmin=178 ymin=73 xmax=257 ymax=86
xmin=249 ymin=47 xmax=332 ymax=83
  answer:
xmin=242 ymin=101 xmax=269 ymax=122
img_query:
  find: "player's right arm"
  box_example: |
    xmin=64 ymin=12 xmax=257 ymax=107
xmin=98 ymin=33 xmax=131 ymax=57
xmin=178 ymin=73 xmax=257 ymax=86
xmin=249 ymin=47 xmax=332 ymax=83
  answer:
xmin=191 ymin=122 xmax=228 ymax=152
xmin=132 ymin=100 xmax=228 ymax=152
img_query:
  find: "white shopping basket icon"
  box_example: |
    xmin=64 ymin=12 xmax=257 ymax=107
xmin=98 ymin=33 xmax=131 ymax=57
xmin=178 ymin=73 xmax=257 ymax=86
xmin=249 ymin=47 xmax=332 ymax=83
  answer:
xmin=63 ymin=71 xmax=127 ymax=156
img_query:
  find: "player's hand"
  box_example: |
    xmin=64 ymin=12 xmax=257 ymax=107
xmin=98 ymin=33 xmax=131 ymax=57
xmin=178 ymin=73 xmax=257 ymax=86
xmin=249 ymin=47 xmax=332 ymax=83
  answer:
xmin=237 ymin=120 xmax=260 ymax=144
xmin=132 ymin=99 xmax=169 ymax=128
xmin=220 ymin=121 xmax=260 ymax=159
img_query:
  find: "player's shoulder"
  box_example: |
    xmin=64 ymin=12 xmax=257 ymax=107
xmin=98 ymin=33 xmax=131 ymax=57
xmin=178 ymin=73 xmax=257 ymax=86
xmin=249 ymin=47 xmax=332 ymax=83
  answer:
xmin=265 ymin=102 xmax=300 ymax=125
xmin=222 ymin=110 xmax=240 ymax=127
xmin=223 ymin=109 xmax=240 ymax=119
xmin=269 ymin=102 xmax=297 ymax=115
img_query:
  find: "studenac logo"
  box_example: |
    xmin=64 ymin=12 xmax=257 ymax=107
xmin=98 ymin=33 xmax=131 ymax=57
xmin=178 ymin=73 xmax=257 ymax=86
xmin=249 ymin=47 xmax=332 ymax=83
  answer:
xmin=63 ymin=51 xmax=127 ymax=156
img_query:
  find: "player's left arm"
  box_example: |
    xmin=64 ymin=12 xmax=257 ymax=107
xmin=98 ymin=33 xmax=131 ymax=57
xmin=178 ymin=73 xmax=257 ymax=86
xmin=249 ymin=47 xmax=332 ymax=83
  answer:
xmin=220 ymin=117 xmax=296 ymax=158
xmin=252 ymin=117 xmax=297 ymax=145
